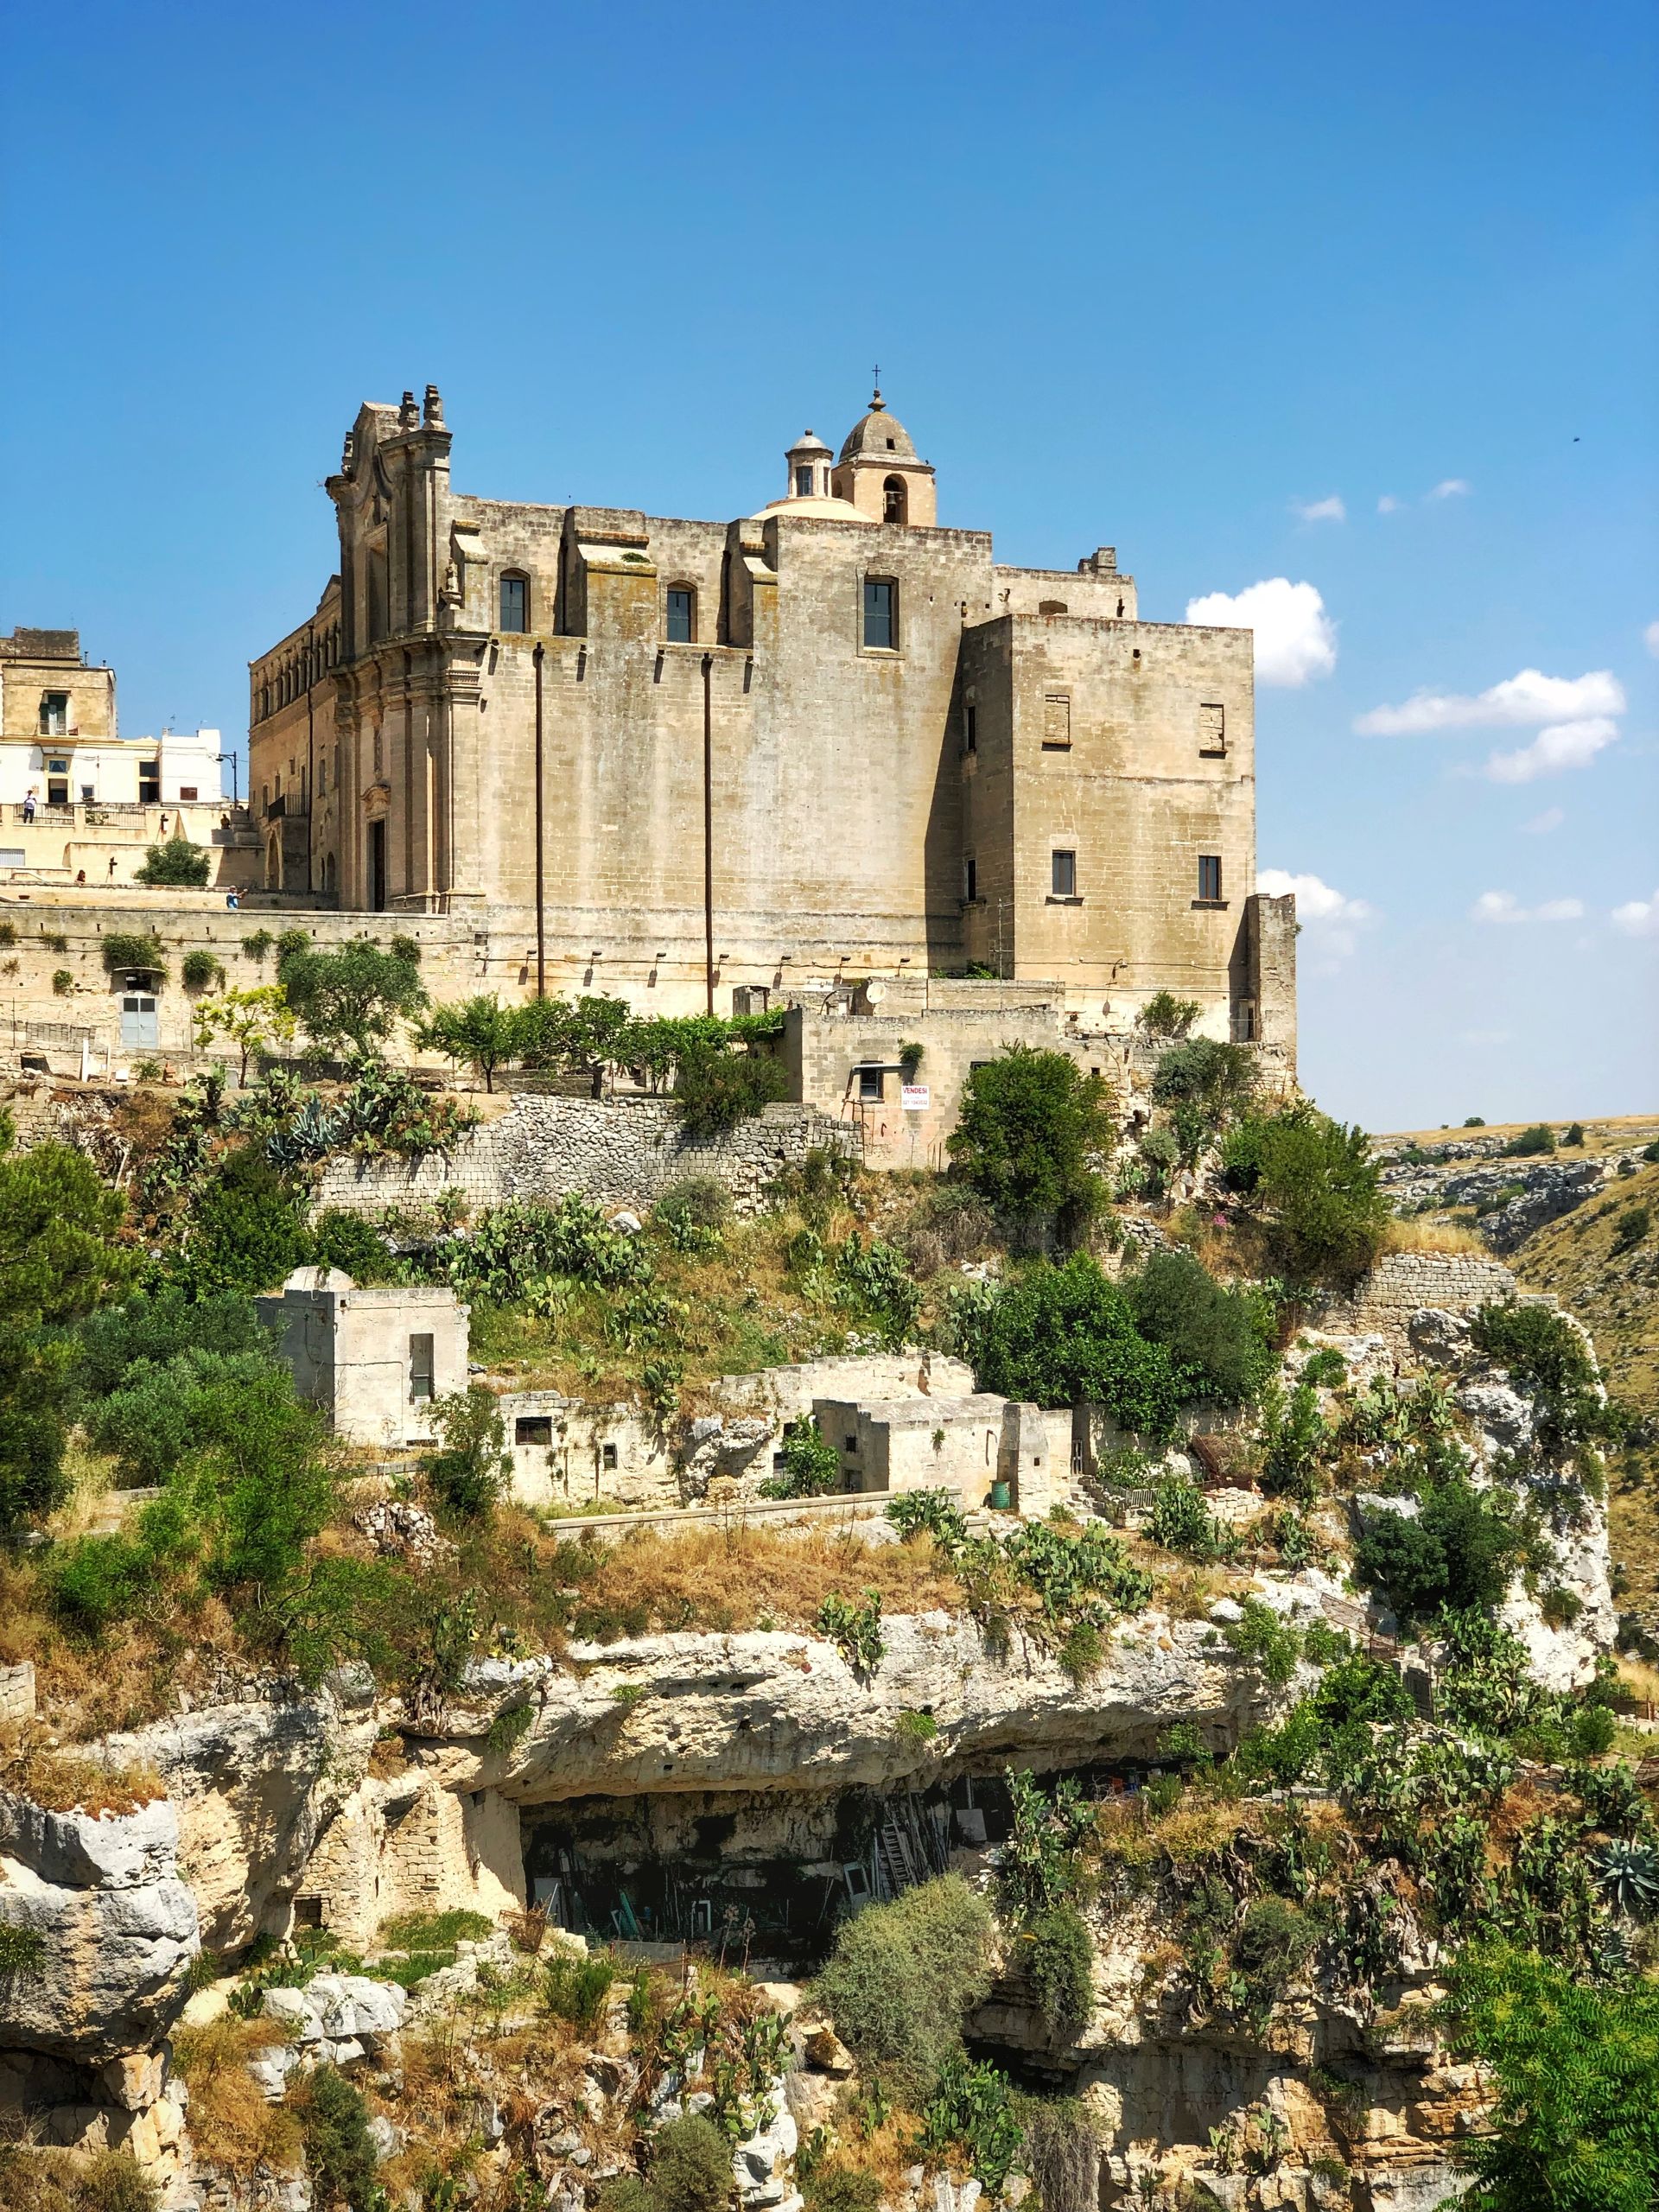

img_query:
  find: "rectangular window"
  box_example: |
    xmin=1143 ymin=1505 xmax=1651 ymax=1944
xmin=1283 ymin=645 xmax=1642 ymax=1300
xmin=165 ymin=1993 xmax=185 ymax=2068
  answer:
xmin=795 ymin=466 xmax=814 ymax=497
xmin=1198 ymin=854 xmax=1224 ymax=902
xmin=1198 ymin=702 xmax=1226 ymax=754
xmin=409 ymin=1333 xmax=435 ymax=1401
xmin=665 ymin=588 xmax=695 ymax=644
xmin=963 ymin=855 xmax=978 ymax=902
xmin=39 ymin=693 xmax=68 ymax=736
xmin=862 ymin=577 xmax=895 ymax=651
xmin=79 ymin=783 xmax=95 ymax=803
xmin=858 ymin=1067 xmax=885 ymax=1103
xmin=47 ymin=777 xmax=68 ymax=807
xmin=1051 ymin=849 xmax=1077 ymax=899
xmin=963 ymin=702 xmax=977 ymax=754
xmin=601 ymin=1443 xmax=619 ymax=1471
xmin=499 ymin=575 xmax=529 ymax=633
xmin=178 ymin=785 xmax=198 ymax=802
xmin=1043 ymin=693 xmax=1072 ymax=749
xmin=139 ymin=766 xmax=161 ymax=804
xmin=515 ymin=1416 xmax=553 ymax=1446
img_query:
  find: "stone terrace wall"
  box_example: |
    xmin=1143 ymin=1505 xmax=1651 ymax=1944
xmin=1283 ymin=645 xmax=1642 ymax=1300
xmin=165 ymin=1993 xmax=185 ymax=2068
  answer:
xmin=312 ymin=1095 xmax=859 ymax=1220
xmin=1319 ymin=1249 xmax=1521 ymax=1352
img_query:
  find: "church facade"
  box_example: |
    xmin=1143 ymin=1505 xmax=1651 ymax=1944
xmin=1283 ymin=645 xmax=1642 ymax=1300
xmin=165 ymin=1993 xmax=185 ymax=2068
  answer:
xmin=248 ymin=385 xmax=1294 ymax=1048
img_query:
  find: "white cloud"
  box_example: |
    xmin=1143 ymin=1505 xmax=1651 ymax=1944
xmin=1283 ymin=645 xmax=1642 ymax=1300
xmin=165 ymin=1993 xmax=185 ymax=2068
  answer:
xmin=1292 ymin=495 xmax=1345 ymax=524
xmin=1256 ymin=868 xmax=1375 ymax=970
xmin=1185 ymin=577 xmax=1337 ymax=687
xmin=1644 ymin=620 xmax=1659 ymax=658
xmin=1376 ymin=494 xmax=1402 ymax=514
xmin=1484 ymin=716 xmax=1621 ymax=783
xmin=1471 ymin=890 xmax=1585 ymax=925
xmin=1357 ymin=667 xmax=1626 ymax=736
xmin=1612 ymin=889 xmax=1659 ymax=938
xmin=1430 ymin=478 xmax=1471 ymax=499
xmin=1520 ymin=805 xmax=1564 ymax=835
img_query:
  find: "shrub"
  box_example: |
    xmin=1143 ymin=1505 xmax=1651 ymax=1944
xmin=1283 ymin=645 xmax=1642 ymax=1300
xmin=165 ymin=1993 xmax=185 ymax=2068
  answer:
xmin=998 ymin=1770 xmax=1096 ymax=1922
xmin=816 ymin=1587 xmax=885 ymax=1674
xmin=1135 ymin=992 xmax=1201 ymax=1039
xmin=1223 ymin=1105 xmax=1389 ymax=1287
xmin=423 ymin=1386 xmax=511 ymax=1518
xmin=101 ymin=931 xmax=167 ymax=980
xmin=86 ymin=1346 xmax=286 ymax=1486
xmin=946 ymin=1046 xmax=1114 ymax=1235
xmin=1223 ymin=1598 xmax=1303 ymax=1687
xmin=52 ymin=969 xmax=73 ymax=996
xmin=1563 ymin=1122 xmax=1585 ymax=1147
xmin=310 ymin=1210 xmax=402 ymax=1283
xmin=543 ymin=1948 xmax=616 ymax=2028
xmin=673 ymin=1040 xmax=788 ymax=1135
xmin=1300 ymin=1345 xmax=1347 ymax=1389
xmin=654 ymin=1175 xmax=731 ymax=1251
xmin=1612 ymin=1204 xmax=1651 ymax=1255
xmin=1471 ymin=1300 xmax=1611 ymax=1457
xmin=645 ymin=2117 xmax=732 ymax=2212
xmin=0 ymin=2151 xmax=160 ymax=2212
xmin=1147 ymin=1477 xmax=1226 ymax=1560
xmin=970 ymin=1255 xmax=1184 ymax=1440
xmin=1503 ymin=1122 xmax=1557 ymax=1158
xmin=1149 ymin=1038 xmax=1256 ymax=1161
xmin=450 ymin=1194 xmax=650 ymax=1303
xmin=887 ymin=1488 xmax=971 ymax=1554
xmin=414 ymin=995 xmax=523 ymax=1091
xmin=135 ymin=836 xmax=211 ymax=888
xmin=75 ymin=1288 xmax=268 ymax=1402
xmin=1124 ymin=1250 xmax=1274 ymax=1405
xmin=1354 ymin=1481 xmax=1522 ymax=1625
xmin=802 ymin=2171 xmax=882 ymax=2212
xmin=1464 ymin=1116 xmax=1486 ymax=1128
xmin=294 ymin=2066 xmax=378 ymax=2212
xmin=759 ymin=1417 xmax=842 ymax=1499
xmin=1541 ymin=1585 xmax=1584 ymax=1628
xmin=0 ymin=1923 xmax=46 ymax=1975
xmin=242 ymin=930 xmax=275 ymax=962
xmin=168 ymin=1147 xmax=311 ymax=1298
xmin=181 ymin=950 xmax=224 ymax=992
xmin=1256 ymin=1377 xmax=1326 ymax=1503
xmin=1231 ymin=1895 xmax=1317 ymax=2015
xmin=1025 ymin=1904 xmax=1093 ymax=2037
xmin=1021 ymin=2102 xmax=1102 ymax=2212
xmin=813 ymin=1873 xmax=995 ymax=2096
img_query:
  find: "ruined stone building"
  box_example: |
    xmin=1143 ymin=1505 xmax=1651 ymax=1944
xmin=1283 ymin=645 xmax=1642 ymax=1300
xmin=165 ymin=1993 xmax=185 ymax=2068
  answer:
xmin=248 ymin=383 xmax=1294 ymax=1050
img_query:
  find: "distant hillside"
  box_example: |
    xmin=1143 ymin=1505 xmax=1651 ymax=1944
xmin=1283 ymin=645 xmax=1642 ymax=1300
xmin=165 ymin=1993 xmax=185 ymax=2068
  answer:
xmin=1376 ymin=1113 xmax=1659 ymax=1634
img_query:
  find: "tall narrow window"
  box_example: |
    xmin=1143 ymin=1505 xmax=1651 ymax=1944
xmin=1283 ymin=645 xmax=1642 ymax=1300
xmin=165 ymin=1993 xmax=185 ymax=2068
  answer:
xmin=882 ymin=476 xmax=907 ymax=524
xmin=39 ymin=693 xmax=68 ymax=736
xmin=1198 ymin=854 xmax=1224 ymax=902
xmin=665 ymin=588 xmax=695 ymax=644
xmin=862 ymin=578 xmax=896 ymax=650
xmin=858 ymin=1067 xmax=884 ymax=1103
xmin=499 ymin=574 xmax=530 ymax=633
xmin=963 ymin=702 xmax=977 ymax=754
xmin=795 ymin=465 xmax=815 ymax=497
xmin=409 ymin=1333 xmax=435 ymax=1401
xmin=1051 ymin=849 xmax=1077 ymax=899
xmin=46 ymin=760 xmax=69 ymax=806
xmin=139 ymin=764 xmax=161 ymax=804
xmin=1198 ymin=702 xmax=1226 ymax=755
xmin=963 ymin=855 xmax=978 ymax=902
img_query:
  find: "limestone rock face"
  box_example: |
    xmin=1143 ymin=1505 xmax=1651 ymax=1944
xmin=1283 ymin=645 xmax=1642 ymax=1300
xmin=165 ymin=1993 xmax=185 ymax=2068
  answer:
xmin=0 ymin=1790 xmax=199 ymax=2062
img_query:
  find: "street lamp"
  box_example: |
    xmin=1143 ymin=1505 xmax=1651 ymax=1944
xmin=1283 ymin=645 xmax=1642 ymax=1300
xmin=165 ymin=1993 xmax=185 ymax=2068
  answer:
xmin=216 ymin=753 xmax=241 ymax=807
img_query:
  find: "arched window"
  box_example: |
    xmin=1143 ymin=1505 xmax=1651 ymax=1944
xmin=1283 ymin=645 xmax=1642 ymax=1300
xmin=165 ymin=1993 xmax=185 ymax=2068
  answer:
xmin=882 ymin=476 xmax=907 ymax=525
xmin=1038 ymin=599 xmax=1068 ymax=616
xmin=499 ymin=573 xmax=530 ymax=633
xmin=665 ymin=586 xmax=696 ymax=644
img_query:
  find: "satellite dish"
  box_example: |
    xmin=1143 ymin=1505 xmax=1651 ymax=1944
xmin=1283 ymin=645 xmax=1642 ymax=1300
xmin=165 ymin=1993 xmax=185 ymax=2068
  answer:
xmin=864 ymin=980 xmax=887 ymax=1006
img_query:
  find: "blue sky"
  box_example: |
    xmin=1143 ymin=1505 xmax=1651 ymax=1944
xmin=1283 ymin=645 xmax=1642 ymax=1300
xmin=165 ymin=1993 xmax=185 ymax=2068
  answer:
xmin=2 ymin=0 xmax=1655 ymax=1129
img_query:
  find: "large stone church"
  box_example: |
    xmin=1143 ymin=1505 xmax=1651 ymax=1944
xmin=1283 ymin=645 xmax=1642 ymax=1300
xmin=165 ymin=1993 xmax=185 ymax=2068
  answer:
xmin=249 ymin=384 xmax=1293 ymax=1047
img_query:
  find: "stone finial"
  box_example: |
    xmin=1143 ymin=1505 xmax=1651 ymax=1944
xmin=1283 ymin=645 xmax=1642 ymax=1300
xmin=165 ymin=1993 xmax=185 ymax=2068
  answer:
xmin=399 ymin=390 xmax=420 ymax=430
xmin=423 ymin=384 xmax=446 ymax=429
xmin=340 ymin=431 xmax=356 ymax=476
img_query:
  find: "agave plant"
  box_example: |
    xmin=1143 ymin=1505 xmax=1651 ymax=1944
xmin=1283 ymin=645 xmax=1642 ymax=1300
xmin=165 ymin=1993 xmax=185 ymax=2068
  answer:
xmin=1593 ymin=1838 xmax=1659 ymax=1919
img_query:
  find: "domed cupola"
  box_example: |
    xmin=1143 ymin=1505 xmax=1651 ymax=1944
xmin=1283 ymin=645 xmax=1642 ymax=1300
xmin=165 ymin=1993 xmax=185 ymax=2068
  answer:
xmin=753 ymin=427 xmax=876 ymax=525
xmin=832 ymin=386 xmax=937 ymax=526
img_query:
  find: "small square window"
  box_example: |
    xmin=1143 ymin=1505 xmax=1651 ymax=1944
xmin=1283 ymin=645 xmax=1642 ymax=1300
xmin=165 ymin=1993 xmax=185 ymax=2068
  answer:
xmin=79 ymin=784 xmax=95 ymax=803
xmin=1051 ymin=849 xmax=1077 ymax=899
xmin=666 ymin=588 xmax=695 ymax=644
xmin=499 ymin=575 xmax=529 ymax=633
xmin=844 ymin=1435 xmax=858 ymax=1453
xmin=862 ymin=578 xmax=895 ymax=651
xmin=601 ymin=1442 xmax=619 ymax=1471
xmin=178 ymin=785 xmax=198 ymax=802
xmin=1198 ymin=855 xmax=1224 ymax=902
xmin=859 ymin=1067 xmax=884 ymax=1103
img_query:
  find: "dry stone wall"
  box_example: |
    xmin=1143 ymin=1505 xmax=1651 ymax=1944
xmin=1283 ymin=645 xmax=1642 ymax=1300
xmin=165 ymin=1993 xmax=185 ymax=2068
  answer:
xmin=1320 ymin=1249 xmax=1522 ymax=1354
xmin=312 ymin=1095 xmax=858 ymax=1219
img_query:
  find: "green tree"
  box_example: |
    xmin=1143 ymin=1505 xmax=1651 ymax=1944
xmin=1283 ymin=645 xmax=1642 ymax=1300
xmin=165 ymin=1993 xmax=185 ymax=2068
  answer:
xmin=518 ymin=993 xmax=634 ymax=1096
xmin=1436 ymin=1945 xmax=1659 ymax=2211
xmin=75 ymin=1287 xmax=269 ymax=1402
xmin=295 ymin=2067 xmax=379 ymax=2212
xmin=423 ymin=1386 xmax=511 ymax=1518
xmin=415 ymin=995 xmax=524 ymax=1091
xmin=673 ymin=1038 xmax=789 ymax=1135
xmin=170 ymin=1147 xmax=311 ymax=1298
xmin=192 ymin=984 xmax=297 ymax=1082
xmin=1353 ymin=1478 xmax=1522 ymax=1625
xmin=970 ymin=1255 xmax=1183 ymax=1439
xmin=947 ymin=1047 xmax=1114 ymax=1235
xmin=814 ymin=1874 xmax=995 ymax=2097
xmin=1147 ymin=1038 xmax=1257 ymax=1162
xmin=0 ymin=1145 xmax=132 ymax=1531
xmin=1124 ymin=1249 xmax=1274 ymax=1405
xmin=1224 ymin=1104 xmax=1389 ymax=1287
xmin=135 ymin=836 xmax=211 ymax=888
xmin=278 ymin=940 xmax=427 ymax=1052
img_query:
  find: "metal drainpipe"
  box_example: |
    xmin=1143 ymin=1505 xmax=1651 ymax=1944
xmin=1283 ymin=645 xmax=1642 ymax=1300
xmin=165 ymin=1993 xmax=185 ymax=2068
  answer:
xmin=534 ymin=642 xmax=546 ymax=999
xmin=702 ymin=652 xmax=714 ymax=1015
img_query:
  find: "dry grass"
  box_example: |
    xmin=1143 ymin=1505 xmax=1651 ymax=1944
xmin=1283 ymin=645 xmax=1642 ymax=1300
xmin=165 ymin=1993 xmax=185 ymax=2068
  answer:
xmin=576 ymin=1521 xmax=962 ymax=1638
xmin=1380 ymin=1216 xmax=1485 ymax=1256
xmin=0 ymin=1730 xmax=166 ymax=1815
xmin=1377 ymin=1115 xmax=1659 ymax=1157
xmin=171 ymin=2019 xmax=300 ymax=2174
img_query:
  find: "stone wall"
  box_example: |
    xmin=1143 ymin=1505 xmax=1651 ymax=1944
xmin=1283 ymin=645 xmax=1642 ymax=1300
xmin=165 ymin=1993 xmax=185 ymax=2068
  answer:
xmin=312 ymin=1094 xmax=858 ymax=1219
xmin=1320 ymin=1249 xmax=1522 ymax=1351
